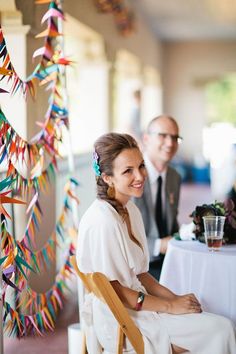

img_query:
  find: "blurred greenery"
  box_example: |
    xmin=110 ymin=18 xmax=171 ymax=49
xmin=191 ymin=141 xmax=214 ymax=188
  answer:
xmin=206 ymin=74 xmax=236 ymax=124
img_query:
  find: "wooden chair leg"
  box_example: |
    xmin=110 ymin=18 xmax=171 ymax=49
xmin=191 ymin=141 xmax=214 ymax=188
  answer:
xmin=81 ymin=332 xmax=88 ymax=354
xmin=117 ymin=325 xmax=125 ymax=354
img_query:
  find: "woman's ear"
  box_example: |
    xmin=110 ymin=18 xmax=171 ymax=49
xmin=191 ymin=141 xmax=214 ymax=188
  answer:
xmin=101 ymin=172 xmax=111 ymax=185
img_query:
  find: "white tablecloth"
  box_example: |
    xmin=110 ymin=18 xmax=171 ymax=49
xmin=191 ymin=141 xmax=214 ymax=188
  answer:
xmin=160 ymin=239 xmax=236 ymax=324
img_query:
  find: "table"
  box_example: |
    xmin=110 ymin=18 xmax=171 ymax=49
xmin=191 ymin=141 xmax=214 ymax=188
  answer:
xmin=160 ymin=239 xmax=236 ymax=324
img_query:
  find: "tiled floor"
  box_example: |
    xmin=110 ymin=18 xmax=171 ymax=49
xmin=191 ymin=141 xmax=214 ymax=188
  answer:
xmin=5 ymin=328 xmax=70 ymax=354
xmin=4 ymin=183 xmax=212 ymax=354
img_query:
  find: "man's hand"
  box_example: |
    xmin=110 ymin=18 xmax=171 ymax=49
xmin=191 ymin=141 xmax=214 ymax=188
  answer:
xmin=160 ymin=236 xmax=172 ymax=254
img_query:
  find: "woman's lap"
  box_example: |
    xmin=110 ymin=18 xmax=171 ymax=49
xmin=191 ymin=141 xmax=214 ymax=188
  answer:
xmin=159 ymin=311 xmax=236 ymax=354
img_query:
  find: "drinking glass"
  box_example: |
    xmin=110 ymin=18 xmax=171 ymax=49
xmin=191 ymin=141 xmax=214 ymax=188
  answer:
xmin=202 ymin=216 xmax=226 ymax=252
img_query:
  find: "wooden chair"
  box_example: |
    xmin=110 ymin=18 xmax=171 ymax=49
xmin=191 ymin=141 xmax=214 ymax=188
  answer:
xmin=70 ymin=255 xmax=145 ymax=354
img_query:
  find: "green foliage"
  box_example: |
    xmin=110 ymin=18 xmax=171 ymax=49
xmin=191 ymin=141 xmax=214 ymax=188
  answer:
xmin=206 ymin=74 xmax=236 ymax=124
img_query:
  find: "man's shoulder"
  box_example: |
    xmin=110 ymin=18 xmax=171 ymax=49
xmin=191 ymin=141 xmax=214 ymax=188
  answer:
xmin=167 ymin=165 xmax=181 ymax=181
xmin=132 ymin=194 xmax=145 ymax=207
xmin=132 ymin=188 xmax=149 ymax=212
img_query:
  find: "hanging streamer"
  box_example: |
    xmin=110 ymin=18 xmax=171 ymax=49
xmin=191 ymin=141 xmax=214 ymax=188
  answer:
xmin=94 ymin=0 xmax=135 ymax=36
xmin=1 ymin=178 xmax=79 ymax=290
xmin=0 ymin=1 xmax=70 ymax=98
xmin=0 ymin=0 xmax=79 ymax=338
xmin=6 ymin=159 xmax=57 ymax=195
xmin=3 ymin=244 xmax=75 ymax=338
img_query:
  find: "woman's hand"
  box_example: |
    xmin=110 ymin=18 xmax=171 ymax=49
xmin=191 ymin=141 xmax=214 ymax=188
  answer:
xmin=167 ymin=293 xmax=202 ymax=314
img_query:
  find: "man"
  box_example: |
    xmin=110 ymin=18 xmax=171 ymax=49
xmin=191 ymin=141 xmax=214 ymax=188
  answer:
xmin=128 ymin=89 xmax=142 ymax=143
xmin=133 ymin=115 xmax=182 ymax=279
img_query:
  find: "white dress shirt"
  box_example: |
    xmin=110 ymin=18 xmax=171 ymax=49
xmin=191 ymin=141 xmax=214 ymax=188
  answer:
xmin=144 ymin=156 xmax=167 ymax=257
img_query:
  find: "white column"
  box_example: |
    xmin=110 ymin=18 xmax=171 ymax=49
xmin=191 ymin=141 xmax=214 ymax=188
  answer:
xmin=0 ymin=1 xmax=30 ymax=238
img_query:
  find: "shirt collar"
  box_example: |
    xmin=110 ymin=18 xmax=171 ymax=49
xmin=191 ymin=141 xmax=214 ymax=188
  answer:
xmin=144 ymin=155 xmax=167 ymax=185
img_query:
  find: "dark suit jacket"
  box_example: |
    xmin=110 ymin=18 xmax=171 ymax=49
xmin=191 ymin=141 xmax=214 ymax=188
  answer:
xmin=133 ymin=166 xmax=181 ymax=262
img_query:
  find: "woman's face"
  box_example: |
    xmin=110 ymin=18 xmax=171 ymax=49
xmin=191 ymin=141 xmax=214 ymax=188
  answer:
xmin=104 ymin=148 xmax=147 ymax=206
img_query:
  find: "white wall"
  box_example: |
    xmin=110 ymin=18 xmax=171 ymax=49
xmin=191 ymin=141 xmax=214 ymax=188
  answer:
xmin=162 ymin=41 xmax=236 ymax=161
xmin=64 ymin=0 xmax=162 ymax=69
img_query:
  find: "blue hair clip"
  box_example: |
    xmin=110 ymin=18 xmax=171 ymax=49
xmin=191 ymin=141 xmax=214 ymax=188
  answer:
xmin=92 ymin=151 xmax=101 ymax=177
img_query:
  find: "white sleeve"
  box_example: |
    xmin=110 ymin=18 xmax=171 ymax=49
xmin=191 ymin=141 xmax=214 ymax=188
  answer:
xmin=153 ymin=239 xmax=161 ymax=257
xmin=77 ymin=215 xmax=134 ymax=287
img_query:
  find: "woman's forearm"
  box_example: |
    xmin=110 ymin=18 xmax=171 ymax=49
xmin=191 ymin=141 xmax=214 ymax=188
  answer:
xmin=110 ymin=279 xmax=202 ymax=315
xmin=137 ymin=272 xmax=176 ymax=300
xmin=111 ymin=280 xmax=170 ymax=312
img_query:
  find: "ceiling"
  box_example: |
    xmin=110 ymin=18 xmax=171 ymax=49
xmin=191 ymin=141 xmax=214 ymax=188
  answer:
xmin=131 ymin=0 xmax=236 ymax=41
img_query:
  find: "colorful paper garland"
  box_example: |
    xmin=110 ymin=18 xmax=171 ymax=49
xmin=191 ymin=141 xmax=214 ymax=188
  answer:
xmin=0 ymin=1 xmax=69 ymax=98
xmin=3 ymin=244 xmax=75 ymax=338
xmin=0 ymin=0 xmax=79 ymax=339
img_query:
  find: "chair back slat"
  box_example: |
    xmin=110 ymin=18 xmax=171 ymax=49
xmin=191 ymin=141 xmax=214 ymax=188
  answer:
xmin=70 ymin=255 xmax=145 ymax=354
xmin=92 ymin=272 xmax=144 ymax=354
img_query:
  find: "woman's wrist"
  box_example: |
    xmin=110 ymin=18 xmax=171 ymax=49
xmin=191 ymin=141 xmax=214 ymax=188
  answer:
xmin=155 ymin=297 xmax=172 ymax=313
xmin=134 ymin=291 xmax=145 ymax=311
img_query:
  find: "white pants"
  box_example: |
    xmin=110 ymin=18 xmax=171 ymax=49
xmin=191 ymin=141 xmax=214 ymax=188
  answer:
xmin=85 ymin=296 xmax=236 ymax=354
xmin=159 ymin=312 xmax=236 ymax=354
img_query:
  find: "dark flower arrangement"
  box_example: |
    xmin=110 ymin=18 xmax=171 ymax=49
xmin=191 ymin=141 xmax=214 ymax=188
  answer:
xmin=190 ymin=199 xmax=236 ymax=244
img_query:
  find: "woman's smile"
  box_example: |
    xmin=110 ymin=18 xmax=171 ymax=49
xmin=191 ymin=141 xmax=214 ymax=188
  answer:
xmin=107 ymin=148 xmax=147 ymax=205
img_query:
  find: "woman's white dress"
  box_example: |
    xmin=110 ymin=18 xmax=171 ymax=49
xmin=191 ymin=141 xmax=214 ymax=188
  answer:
xmin=77 ymin=199 xmax=236 ymax=354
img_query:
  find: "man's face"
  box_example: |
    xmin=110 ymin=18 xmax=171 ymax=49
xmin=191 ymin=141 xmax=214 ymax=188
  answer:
xmin=144 ymin=117 xmax=180 ymax=167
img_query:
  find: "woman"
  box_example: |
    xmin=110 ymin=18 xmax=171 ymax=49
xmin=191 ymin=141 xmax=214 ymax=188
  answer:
xmin=77 ymin=133 xmax=236 ymax=354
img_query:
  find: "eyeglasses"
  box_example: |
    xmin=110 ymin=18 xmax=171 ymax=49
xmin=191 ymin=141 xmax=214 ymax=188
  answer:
xmin=148 ymin=132 xmax=183 ymax=144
